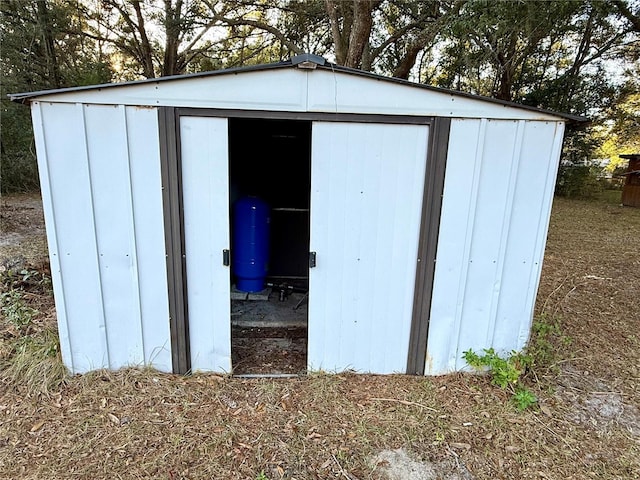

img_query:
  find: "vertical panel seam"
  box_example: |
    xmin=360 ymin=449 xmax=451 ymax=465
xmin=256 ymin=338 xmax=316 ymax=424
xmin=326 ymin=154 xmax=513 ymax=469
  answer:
xmin=174 ymin=111 xmax=191 ymax=373
xmin=35 ymin=102 xmax=74 ymax=373
xmin=121 ymin=105 xmax=146 ymax=365
xmin=159 ymin=108 xmax=177 ymax=372
xmin=452 ymin=118 xmax=486 ymax=369
xmin=383 ymin=126 xmax=402 ymax=372
xmin=338 ymin=126 xmax=350 ymax=369
xmin=487 ymin=120 xmax=525 ymax=347
xmin=78 ymin=103 xmax=111 ymax=369
xmin=354 ymin=127 xmax=366 ymax=370
xmin=367 ymin=129 xmax=385 ymax=372
xmin=407 ymin=117 xmax=449 ymax=375
xmin=305 ymin=70 xmax=309 ymax=111
xmin=407 ymin=123 xmax=435 ymax=375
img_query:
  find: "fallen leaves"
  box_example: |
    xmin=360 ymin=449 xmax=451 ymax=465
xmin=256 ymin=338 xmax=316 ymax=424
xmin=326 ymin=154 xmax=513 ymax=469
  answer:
xmin=450 ymin=442 xmax=471 ymax=450
xmin=107 ymin=412 xmax=120 ymax=425
xmin=369 ymin=397 xmax=438 ymax=412
xmin=29 ymin=421 xmax=45 ymax=433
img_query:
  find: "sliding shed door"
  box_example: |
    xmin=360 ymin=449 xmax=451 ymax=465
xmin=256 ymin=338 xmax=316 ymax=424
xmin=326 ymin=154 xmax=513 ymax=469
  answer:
xmin=308 ymin=122 xmax=429 ymax=374
xmin=180 ymin=116 xmax=231 ymax=373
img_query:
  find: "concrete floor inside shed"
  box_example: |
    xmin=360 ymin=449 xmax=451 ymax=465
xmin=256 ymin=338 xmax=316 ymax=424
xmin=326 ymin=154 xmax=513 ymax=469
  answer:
xmin=231 ymin=290 xmax=307 ymax=375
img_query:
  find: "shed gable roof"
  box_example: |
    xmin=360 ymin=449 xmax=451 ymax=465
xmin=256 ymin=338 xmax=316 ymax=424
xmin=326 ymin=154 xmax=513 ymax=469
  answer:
xmin=10 ymin=54 xmax=586 ymax=123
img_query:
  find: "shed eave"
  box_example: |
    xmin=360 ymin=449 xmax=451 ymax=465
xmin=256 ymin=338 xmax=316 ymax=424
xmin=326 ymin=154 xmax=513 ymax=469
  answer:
xmin=7 ymin=60 xmax=293 ymax=104
xmin=8 ymin=54 xmax=587 ymax=123
xmin=317 ymin=63 xmax=587 ymax=124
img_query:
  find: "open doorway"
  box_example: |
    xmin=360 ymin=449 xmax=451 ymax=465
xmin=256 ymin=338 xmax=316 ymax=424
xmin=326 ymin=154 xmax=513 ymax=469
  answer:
xmin=228 ymin=118 xmax=311 ymax=375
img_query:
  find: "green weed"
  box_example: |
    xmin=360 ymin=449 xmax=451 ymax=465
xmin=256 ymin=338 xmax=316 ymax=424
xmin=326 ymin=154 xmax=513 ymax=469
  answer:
xmin=529 ymin=314 xmax=571 ymax=370
xmin=1 ymin=266 xmax=51 ymax=292
xmin=1 ymin=290 xmax=36 ymax=331
xmin=462 ymin=348 xmax=531 ymax=389
xmin=512 ymin=387 xmax=538 ymax=411
xmin=463 ymin=313 xmax=572 ymax=411
xmin=462 ymin=348 xmax=537 ymax=411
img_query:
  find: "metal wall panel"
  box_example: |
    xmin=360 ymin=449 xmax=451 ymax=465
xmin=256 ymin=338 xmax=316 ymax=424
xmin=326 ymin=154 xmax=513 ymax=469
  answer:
xmin=84 ymin=104 xmax=143 ymax=368
xmin=37 ymin=102 xmax=109 ymax=372
xmin=512 ymin=122 xmax=565 ymax=348
xmin=426 ymin=119 xmax=565 ymax=374
xmin=31 ymin=103 xmax=73 ymax=371
xmin=33 ymin=102 xmax=171 ymax=373
xmin=180 ymin=116 xmax=231 ymax=373
xmin=309 ymin=122 xmax=429 ymax=374
xmin=454 ymin=120 xmax=521 ymax=361
xmin=125 ymin=106 xmax=172 ymax=371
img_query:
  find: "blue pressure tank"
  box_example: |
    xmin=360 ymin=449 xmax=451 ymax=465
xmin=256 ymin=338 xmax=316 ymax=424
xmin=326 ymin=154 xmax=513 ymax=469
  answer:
xmin=232 ymin=196 xmax=270 ymax=292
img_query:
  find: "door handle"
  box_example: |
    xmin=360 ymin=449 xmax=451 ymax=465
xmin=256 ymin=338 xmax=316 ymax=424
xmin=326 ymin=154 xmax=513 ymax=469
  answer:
xmin=309 ymin=251 xmax=316 ymax=268
xmin=223 ymin=249 xmax=230 ymax=266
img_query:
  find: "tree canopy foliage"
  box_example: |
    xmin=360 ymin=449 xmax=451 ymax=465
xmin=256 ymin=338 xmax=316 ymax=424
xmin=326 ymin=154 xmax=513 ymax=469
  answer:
xmin=1 ymin=0 xmax=638 ymax=193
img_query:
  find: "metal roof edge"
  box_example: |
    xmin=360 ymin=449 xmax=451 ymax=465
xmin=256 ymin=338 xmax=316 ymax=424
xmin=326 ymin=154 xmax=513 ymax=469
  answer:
xmin=8 ymin=53 xmax=589 ymax=123
xmin=8 ymin=60 xmax=294 ymax=104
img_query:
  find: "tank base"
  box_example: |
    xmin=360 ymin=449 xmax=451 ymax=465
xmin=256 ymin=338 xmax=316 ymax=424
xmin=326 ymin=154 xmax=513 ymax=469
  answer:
xmin=236 ymin=278 xmax=266 ymax=293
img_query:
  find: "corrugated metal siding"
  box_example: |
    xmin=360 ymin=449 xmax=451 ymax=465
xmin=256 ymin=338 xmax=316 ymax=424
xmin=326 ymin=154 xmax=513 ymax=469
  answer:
xmin=426 ymin=119 xmax=564 ymax=374
xmin=179 ymin=116 xmax=232 ymax=373
xmin=308 ymin=122 xmax=429 ymax=373
xmin=126 ymin=107 xmax=173 ymax=366
xmin=32 ymin=102 xmax=171 ymax=373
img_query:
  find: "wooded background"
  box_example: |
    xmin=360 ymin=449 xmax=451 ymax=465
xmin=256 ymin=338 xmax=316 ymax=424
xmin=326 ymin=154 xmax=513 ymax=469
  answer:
xmin=1 ymin=0 xmax=638 ymax=194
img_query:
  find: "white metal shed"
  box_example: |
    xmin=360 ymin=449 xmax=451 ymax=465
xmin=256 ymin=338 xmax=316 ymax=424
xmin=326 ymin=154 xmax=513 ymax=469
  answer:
xmin=11 ymin=54 xmax=583 ymax=376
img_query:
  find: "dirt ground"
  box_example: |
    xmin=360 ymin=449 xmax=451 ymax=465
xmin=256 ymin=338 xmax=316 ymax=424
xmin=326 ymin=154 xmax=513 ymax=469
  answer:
xmin=231 ymin=292 xmax=308 ymax=375
xmin=0 ymin=193 xmax=47 ymax=265
xmin=232 ymin=326 xmax=307 ymax=375
xmin=1 ymin=192 xmax=639 ymax=480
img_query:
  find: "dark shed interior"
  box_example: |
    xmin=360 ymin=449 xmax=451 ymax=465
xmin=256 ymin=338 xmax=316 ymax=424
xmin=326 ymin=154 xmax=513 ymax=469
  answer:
xmin=229 ymin=118 xmax=311 ymax=279
xmin=227 ymin=118 xmax=312 ymax=374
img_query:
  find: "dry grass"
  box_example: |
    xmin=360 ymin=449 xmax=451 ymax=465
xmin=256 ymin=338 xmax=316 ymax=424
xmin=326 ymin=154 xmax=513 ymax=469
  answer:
xmin=0 ymin=192 xmax=639 ymax=479
xmin=538 ymin=197 xmax=640 ymax=400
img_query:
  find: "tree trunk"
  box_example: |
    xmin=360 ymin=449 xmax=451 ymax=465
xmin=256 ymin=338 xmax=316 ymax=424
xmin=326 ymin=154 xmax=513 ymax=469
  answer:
xmin=325 ymin=0 xmax=347 ymax=65
xmin=36 ymin=0 xmax=61 ymax=87
xmin=162 ymin=0 xmax=182 ymax=76
xmin=344 ymin=0 xmax=374 ymax=68
xmin=132 ymin=0 xmax=156 ymax=78
xmin=613 ymin=0 xmax=640 ymax=32
xmin=393 ymin=42 xmax=423 ymax=79
xmin=497 ymin=68 xmax=513 ymax=101
xmin=325 ymin=0 xmax=376 ymax=69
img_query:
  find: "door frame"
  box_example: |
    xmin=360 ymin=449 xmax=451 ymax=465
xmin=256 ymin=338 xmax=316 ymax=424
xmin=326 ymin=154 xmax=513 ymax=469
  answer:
xmin=158 ymin=107 xmax=449 ymax=375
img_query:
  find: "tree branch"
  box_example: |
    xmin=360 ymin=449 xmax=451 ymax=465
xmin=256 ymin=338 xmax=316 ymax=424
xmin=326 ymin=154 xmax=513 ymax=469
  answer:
xmin=613 ymin=0 xmax=640 ymax=32
xmin=213 ymin=15 xmax=303 ymax=55
xmin=324 ymin=0 xmax=345 ymax=64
